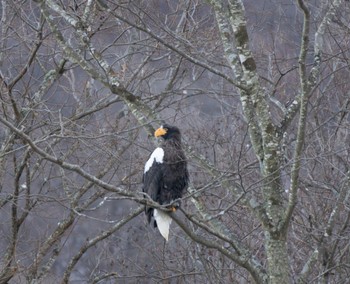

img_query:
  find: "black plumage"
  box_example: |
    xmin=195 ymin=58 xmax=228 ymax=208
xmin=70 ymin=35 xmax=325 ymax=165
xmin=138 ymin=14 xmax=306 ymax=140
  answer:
xmin=143 ymin=124 xmax=189 ymax=227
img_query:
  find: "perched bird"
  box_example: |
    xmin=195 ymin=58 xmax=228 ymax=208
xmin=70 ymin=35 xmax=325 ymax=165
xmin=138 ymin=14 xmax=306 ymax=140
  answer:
xmin=143 ymin=124 xmax=189 ymax=241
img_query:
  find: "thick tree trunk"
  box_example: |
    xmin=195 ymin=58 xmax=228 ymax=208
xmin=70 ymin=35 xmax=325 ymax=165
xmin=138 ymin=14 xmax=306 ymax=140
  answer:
xmin=210 ymin=0 xmax=293 ymax=281
xmin=265 ymin=233 xmax=290 ymax=283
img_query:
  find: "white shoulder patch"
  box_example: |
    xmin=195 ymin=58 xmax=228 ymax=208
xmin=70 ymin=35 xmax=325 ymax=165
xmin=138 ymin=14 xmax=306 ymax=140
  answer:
xmin=154 ymin=209 xmax=172 ymax=241
xmin=144 ymin=147 xmax=164 ymax=173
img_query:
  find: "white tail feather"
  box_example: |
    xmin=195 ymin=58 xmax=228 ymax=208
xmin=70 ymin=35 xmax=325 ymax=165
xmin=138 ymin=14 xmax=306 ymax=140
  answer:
xmin=154 ymin=209 xmax=172 ymax=241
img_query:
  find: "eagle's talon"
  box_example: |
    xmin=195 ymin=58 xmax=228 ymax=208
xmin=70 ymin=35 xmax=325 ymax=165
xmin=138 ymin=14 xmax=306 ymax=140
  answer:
xmin=165 ymin=201 xmax=180 ymax=212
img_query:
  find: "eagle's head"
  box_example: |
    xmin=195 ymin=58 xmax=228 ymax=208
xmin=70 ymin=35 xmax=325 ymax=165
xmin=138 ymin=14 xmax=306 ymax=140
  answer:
xmin=154 ymin=124 xmax=181 ymax=140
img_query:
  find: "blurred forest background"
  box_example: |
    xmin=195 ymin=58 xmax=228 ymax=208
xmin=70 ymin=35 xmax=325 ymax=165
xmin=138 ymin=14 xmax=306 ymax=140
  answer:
xmin=1 ymin=0 xmax=350 ymax=283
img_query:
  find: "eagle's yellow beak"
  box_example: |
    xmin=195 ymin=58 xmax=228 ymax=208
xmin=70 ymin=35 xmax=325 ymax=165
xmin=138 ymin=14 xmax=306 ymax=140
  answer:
xmin=154 ymin=127 xmax=167 ymax=137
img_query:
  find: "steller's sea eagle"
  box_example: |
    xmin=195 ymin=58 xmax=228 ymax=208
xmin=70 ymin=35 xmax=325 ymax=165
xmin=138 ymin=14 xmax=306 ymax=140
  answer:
xmin=143 ymin=124 xmax=189 ymax=241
